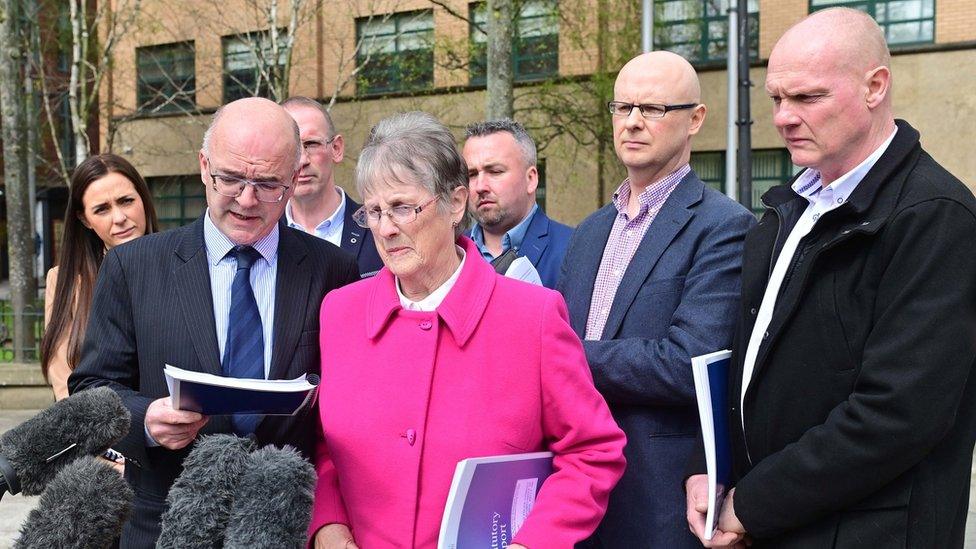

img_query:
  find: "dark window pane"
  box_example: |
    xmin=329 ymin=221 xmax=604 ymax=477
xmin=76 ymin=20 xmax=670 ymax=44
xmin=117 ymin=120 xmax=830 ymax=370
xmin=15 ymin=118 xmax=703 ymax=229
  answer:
xmin=809 ymin=0 xmax=934 ymax=45
xmin=654 ymin=0 xmax=758 ymax=64
xmin=468 ymin=0 xmax=558 ymax=86
xmin=222 ymin=31 xmax=286 ymax=102
xmin=147 ymin=175 xmax=206 ymax=230
xmin=356 ymin=10 xmax=434 ymax=95
xmin=136 ymin=42 xmax=196 ymax=114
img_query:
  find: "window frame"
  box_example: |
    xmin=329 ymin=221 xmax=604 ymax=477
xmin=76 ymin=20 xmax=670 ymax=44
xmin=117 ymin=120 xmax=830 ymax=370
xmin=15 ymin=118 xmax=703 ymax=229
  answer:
xmin=355 ymin=10 xmax=435 ymax=95
xmin=136 ymin=41 xmax=196 ymax=114
xmin=690 ymin=148 xmax=799 ymax=212
xmin=221 ymin=29 xmax=288 ymax=103
xmin=809 ymin=0 xmax=935 ymax=46
xmin=653 ymin=0 xmax=759 ymax=65
xmin=468 ymin=0 xmax=560 ymax=86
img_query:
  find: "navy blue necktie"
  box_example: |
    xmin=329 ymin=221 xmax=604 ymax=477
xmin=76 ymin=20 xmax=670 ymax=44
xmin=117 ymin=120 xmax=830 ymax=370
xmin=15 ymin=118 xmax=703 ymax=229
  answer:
xmin=222 ymin=245 xmax=264 ymax=434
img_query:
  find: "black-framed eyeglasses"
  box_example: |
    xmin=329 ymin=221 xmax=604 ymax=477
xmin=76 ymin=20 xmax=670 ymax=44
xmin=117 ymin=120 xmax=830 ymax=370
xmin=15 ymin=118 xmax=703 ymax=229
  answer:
xmin=302 ymin=135 xmax=338 ymax=154
xmin=352 ymin=196 xmax=439 ymax=228
xmin=607 ymin=101 xmax=698 ymax=119
xmin=206 ymin=158 xmax=290 ymax=203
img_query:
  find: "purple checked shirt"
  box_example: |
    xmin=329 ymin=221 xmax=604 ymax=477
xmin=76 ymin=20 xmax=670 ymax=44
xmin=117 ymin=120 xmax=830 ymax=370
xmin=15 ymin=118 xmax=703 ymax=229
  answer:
xmin=584 ymin=164 xmax=690 ymax=340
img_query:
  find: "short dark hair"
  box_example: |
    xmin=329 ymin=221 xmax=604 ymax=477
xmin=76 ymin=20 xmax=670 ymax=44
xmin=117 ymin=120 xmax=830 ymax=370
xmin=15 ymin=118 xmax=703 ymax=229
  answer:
xmin=464 ymin=118 xmax=537 ymax=167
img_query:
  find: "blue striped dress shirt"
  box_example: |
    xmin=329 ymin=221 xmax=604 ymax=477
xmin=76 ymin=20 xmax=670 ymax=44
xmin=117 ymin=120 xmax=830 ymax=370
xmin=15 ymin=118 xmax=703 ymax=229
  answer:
xmin=203 ymin=211 xmax=277 ymax=378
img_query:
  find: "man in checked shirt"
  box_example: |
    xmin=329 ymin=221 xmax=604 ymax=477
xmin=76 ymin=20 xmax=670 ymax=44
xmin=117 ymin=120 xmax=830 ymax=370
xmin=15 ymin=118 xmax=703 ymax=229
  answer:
xmin=557 ymin=51 xmax=755 ymax=548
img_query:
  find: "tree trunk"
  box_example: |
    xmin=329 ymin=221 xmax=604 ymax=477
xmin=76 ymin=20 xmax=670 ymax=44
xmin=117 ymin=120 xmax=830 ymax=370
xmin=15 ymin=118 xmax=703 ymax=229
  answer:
xmin=485 ymin=0 xmax=514 ymax=120
xmin=0 ymin=0 xmax=37 ymax=361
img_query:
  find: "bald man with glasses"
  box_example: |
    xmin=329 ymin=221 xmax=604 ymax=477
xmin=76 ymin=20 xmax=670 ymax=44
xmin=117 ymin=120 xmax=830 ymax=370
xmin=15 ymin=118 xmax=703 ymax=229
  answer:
xmin=557 ymin=51 xmax=755 ymax=548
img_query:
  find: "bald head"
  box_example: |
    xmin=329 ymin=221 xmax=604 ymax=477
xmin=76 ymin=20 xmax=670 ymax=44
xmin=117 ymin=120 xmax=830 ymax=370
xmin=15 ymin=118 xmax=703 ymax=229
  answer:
xmin=615 ymin=51 xmax=701 ymax=105
xmin=773 ymin=8 xmax=890 ymax=76
xmin=765 ymin=8 xmax=895 ymax=184
xmin=203 ymin=97 xmax=302 ymax=170
xmin=611 ymin=51 xmax=707 ymax=187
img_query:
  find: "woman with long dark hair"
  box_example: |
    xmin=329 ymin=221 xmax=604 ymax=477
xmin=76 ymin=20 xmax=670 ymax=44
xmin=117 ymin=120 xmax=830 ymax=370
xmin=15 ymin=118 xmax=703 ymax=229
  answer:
xmin=41 ymin=153 xmax=159 ymax=400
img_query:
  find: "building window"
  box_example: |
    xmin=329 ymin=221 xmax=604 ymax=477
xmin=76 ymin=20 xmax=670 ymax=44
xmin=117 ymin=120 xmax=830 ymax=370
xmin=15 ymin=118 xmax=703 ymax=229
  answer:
xmin=147 ymin=175 xmax=207 ymax=230
xmin=690 ymin=149 xmax=799 ymax=212
xmin=356 ymin=10 xmax=434 ymax=95
xmin=810 ymin=0 xmax=934 ymax=45
xmin=223 ymin=30 xmax=287 ymax=103
xmin=469 ymin=0 xmax=559 ymax=86
xmin=654 ymin=0 xmax=758 ymax=65
xmin=136 ymin=42 xmax=195 ymax=114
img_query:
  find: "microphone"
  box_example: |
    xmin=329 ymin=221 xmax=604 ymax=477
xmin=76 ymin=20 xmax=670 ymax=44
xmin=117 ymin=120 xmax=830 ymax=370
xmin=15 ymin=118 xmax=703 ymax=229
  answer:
xmin=13 ymin=455 xmax=133 ymax=549
xmin=224 ymin=445 xmax=316 ymax=549
xmin=0 ymin=386 xmax=130 ymax=499
xmin=156 ymin=434 xmax=256 ymax=549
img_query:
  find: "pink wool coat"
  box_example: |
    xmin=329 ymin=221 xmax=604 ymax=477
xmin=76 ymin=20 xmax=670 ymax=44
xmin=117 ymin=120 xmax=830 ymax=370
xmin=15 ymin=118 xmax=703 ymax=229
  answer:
xmin=310 ymin=237 xmax=626 ymax=548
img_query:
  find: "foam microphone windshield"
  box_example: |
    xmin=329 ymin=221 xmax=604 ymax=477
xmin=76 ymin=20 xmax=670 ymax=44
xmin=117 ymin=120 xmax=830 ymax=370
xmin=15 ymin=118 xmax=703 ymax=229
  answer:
xmin=0 ymin=386 xmax=130 ymax=498
xmin=13 ymin=455 xmax=133 ymax=549
xmin=224 ymin=445 xmax=316 ymax=549
xmin=156 ymin=434 xmax=256 ymax=549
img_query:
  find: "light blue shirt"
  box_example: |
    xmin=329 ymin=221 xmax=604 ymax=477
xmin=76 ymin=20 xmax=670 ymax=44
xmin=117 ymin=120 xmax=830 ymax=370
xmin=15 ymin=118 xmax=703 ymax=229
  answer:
xmin=471 ymin=204 xmax=539 ymax=261
xmin=285 ymin=187 xmax=346 ymax=247
xmin=203 ymin=210 xmax=278 ymax=378
xmin=147 ymin=212 xmax=280 ymax=445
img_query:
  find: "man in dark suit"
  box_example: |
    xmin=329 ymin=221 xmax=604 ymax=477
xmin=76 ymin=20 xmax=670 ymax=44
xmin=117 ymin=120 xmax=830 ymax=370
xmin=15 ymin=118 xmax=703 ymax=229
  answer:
xmin=462 ymin=119 xmax=573 ymax=288
xmin=281 ymin=96 xmax=383 ymax=278
xmin=69 ymin=97 xmax=360 ymax=548
xmin=687 ymin=9 xmax=976 ymax=549
xmin=557 ymin=52 xmax=755 ymax=547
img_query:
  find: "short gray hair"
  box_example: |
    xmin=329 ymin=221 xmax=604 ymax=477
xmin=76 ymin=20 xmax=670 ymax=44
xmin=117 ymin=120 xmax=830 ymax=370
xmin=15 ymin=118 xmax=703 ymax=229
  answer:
xmin=357 ymin=111 xmax=470 ymax=238
xmin=201 ymin=104 xmax=302 ymax=171
xmin=280 ymin=95 xmax=339 ymax=139
xmin=464 ymin=118 xmax=537 ymax=167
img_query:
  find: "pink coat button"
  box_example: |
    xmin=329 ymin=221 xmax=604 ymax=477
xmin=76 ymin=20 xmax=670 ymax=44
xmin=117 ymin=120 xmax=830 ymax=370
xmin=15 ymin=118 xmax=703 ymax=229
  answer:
xmin=406 ymin=429 xmax=416 ymax=445
xmin=419 ymin=320 xmax=432 ymax=330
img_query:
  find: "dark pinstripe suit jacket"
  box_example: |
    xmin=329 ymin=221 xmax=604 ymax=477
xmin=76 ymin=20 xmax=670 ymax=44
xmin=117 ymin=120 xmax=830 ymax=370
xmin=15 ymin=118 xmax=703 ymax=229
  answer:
xmin=68 ymin=216 xmax=360 ymax=549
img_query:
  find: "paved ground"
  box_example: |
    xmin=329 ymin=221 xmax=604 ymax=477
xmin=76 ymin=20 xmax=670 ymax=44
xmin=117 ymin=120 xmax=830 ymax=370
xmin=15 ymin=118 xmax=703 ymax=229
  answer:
xmin=1 ymin=409 xmax=976 ymax=547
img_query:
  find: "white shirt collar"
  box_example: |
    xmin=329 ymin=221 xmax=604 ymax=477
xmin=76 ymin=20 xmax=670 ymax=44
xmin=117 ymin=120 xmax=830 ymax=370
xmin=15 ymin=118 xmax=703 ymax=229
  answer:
xmin=203 ymin=208 xmax=279 ymax=266
xmin=284 ymin=186 xmax=346 ymax=233
xmin=396 ymin=246 xmax=466 ymax=312
xmin=791 ymin=127 xmax=898 ymax=214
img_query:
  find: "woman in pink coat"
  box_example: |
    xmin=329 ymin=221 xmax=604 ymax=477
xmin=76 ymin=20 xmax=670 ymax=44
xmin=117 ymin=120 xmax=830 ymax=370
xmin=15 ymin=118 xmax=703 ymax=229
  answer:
xmin=310 ymin=112 xmax=626 ymax=549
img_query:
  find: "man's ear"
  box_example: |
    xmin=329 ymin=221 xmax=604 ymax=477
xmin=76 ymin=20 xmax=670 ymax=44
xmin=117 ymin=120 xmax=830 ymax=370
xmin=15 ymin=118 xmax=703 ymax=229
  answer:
xmin=688 ymin=104 xmax=707 ymax=136
xmin=525 ymin=165 xmax=539 ymax=195
xmin=331 ymin=134 xmax=345 ymax=163
xmin=864 ymin=66 xmax=891 ymax=109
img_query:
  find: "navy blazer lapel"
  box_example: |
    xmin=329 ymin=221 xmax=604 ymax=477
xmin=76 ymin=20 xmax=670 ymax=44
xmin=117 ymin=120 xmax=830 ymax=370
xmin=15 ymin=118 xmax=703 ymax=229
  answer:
xmin=174 ymin=218 xmax=222 ymax=375
xmin=269 ymin=227 xmax=311 ymax=380
xmin=601 ymin=174 xmax=701 ymax=340
xmin=567 ymin=205 xmax=617 ymax=337
xmin=341 ymin=193 xmax=365 ymax=259
xmin=519 ymin=210 xmax=550 ymax=267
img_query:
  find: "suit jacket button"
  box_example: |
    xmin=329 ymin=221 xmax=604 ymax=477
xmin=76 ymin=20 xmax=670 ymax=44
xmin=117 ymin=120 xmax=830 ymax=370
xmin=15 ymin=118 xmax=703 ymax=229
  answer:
xmin=419 ymin=320 xmax=432 ymax=330
xmin=350 ymin=237 xmax=357 ymax=243
xmin=750 ymin=308 xmax=757 ymax=315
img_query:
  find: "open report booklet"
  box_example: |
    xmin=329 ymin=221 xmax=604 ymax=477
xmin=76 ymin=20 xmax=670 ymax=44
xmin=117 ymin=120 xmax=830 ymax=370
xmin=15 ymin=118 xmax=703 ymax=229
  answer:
xmin=164 ymin=364 xmax=317 ymax=416
xmin=691 ymin=349 xmax=733 ymax=541
xmin=438 ymin=451 xmax=553 ymax=549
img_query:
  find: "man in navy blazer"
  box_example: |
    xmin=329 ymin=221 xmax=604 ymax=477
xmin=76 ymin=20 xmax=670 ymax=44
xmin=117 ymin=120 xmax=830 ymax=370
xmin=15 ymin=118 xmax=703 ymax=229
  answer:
xmin=281 ymin=96 xmax=383 ymax=278
xmin=69 ymin=98 xmax=360 ymax=548
xmin=463 ymin=119 xmax=573 ymax=288
xmin=557 ymin=52 xmax=755 ymax=547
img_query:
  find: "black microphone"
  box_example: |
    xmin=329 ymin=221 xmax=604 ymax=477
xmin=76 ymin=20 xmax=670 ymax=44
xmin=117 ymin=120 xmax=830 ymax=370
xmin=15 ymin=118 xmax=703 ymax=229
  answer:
xmin=156 ymin=434 xmax=256 ymax=549
xmin=0 ymin=386 xmax=130 ymax=499
xmin=13 ymin=455 xmax=133 ymax=549
xmin=224 ymin=445 xmax=317 ymax=549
